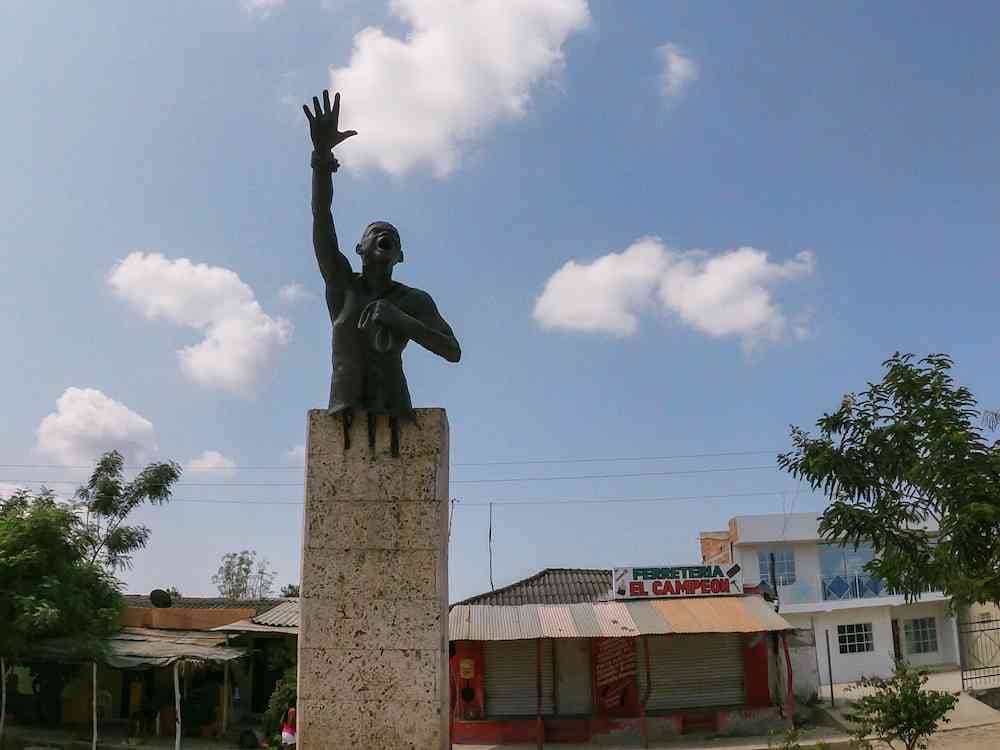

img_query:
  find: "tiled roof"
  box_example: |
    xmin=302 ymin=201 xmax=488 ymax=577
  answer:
xmin=124 ymin=594 xmax=283 ymax=614
xmin=455 ymin=568 xmax=613 ymax=606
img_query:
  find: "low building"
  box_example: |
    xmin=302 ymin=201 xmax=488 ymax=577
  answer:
xmin=4 ymin=595 xmax=280 ymax=746
xmin=448 ymin=567 xmax=797 ymax=745
xmin=700 ymin=513 xmax=960 ymax=686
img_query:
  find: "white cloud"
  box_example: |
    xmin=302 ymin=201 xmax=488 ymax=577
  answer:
xmin=534 ymin=237 xmax=816 ymax=352
xmin=285 ymin=444 xmax=305 ymax=465
xmin=657 ymin=43 xmax=697 ymax=98
xmin=187 ymin=450 xmax=238 ymax=477
xmin=108 ymin=253 xmax=292 ymax=397
xmin=36 ymin=388 xmax=157 ymax=467
xmin=329 ymin=0 xmax=591 ymax=177
xmin=243 ymin=0 xmax=285 ymax=17
xmin=277 ymin=282 xmax=313 ymax=305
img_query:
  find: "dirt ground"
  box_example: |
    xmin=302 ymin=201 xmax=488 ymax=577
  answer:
xmin=927 ymin=724 xmax=1000 ymax=749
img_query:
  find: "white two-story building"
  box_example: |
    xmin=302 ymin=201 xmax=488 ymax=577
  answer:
xmin=700 ymin=513 xmax=959 ymax=685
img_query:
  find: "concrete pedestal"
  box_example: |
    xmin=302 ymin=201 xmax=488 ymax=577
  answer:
xmin=297 ymin=409 xmax=449 ymax=749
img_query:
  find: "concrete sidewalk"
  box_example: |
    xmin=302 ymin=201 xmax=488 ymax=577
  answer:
xmin=824 ymin=669 xmax=1000 ymax=734
xmin=460 ymin=726 xmax=851 ymax=750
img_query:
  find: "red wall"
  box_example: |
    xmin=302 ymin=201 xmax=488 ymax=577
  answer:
xmin=450 ymin=641 xmax=485 ymax=720
xmin=451 ymin=633 xmax=776 ymax=745
xmin=743 ymin=632 xmax=771 ymax=707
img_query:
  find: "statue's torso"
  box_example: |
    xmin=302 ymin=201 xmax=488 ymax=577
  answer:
xmin=327 ymin=275 xmax=414 ymax=418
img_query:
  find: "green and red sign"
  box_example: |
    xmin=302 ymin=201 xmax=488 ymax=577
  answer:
xmin=612 ymin=564 xmax=743 ymax=599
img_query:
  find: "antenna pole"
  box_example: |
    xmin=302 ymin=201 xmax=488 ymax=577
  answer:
xmin=489 ymin=502 xmax=495 ymax=592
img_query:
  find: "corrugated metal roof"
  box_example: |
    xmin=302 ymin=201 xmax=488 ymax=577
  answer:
xmin=456 ymin=568 xmax=613 ymax=606
xmin=217 ymin=595 xmax=789 ymax=640
xmin=448 ymin=597 xmax=791 ymax=641
xmin=213 ymin=619 xmax=299 ymax=635
xmin=251 ymin=600 xmax=299 ymax=627
xmin=31 ymin=628 xmax=247 ymax=668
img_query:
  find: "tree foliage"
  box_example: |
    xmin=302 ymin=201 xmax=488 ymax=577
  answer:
xmin=846 ymin=662 xmax=958 ymax=750
xmin=778 ymin=353 xmax=1000 ymax=605
xmin=0 ymin=490 xmax=122 ymax=658
xmin=75 ymin=450 xmax=182 ymax=571
xmin=212 ymin=550 xmax=276 ymax=600
xmin=280 ymin=583 xmax=300 ymax=598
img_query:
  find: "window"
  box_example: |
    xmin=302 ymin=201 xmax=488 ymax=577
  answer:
xmin=758 ymin=548 xmax=796 ymax=586
xmin=838 ymin=623 xmax=874 ymax=654
xmin=904 ymin=617 xmax=938 ymax=654
xmin=819 ymin=542 xmax=875 ymax=578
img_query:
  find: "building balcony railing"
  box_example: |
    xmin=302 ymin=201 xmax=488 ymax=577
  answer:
xmin=820 ymin=573 xmax=888 ymax=601
xmin=771 ymin=574 xmax=938 ymax=606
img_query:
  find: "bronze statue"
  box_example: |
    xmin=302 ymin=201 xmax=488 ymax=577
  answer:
xmin=304 ymin=90 xmax=461 ymax=454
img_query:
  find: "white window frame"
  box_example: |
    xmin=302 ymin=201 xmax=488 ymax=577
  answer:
xmin=904 ymin=617 xmax=938 ymax=655
xmin=758 ymin=547 xmax=796 ymax=586
xmin=837 ymin=622 xmax=874 ymax=654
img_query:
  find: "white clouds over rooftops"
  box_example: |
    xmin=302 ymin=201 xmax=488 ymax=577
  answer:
xmin=657 ymin=43 xmax=698 ymax=98
xmin=329 ymin=0 xmax=591 ymax=177
xmin=108 ymin=253 xmax=292 ymax=397
xmin=36 ymin=387 xmax=157 ymax=466
xmin=533 ymin=237 xmax=816 ymax=353
xmin=187 ymin=450 xmax=238 ymax=477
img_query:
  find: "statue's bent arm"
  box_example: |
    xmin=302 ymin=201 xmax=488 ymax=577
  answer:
xmin=398 ymin=291 xmax=462 ymax=363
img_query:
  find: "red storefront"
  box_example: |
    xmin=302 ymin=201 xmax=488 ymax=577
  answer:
xmin=448 ymin=567 xmax=796 ymax=746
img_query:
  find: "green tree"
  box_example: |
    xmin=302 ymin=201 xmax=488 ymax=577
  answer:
xmin=0 ymin=451 xmax=180 ymax=743
xmin=0 ymin=489 xmax=122 ymax=657
xmin=0 ymin=490 xmax=124 ymax=743
xmin=212 ymin=550 xmax=276 ymax=599
xmin=846 ymin=662 xmax=958 ymax=750
xmin=778 ymin=353 xmax=1000 ymax=605
xmin=75 ymin=450 xmax=182 ymax=571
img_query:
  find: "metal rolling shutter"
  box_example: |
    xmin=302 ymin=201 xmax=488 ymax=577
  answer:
xmin=555 ymin=639 xmax=592 ymax=715
xmin=637 ymin=634 xmax=744 ymax=711
xmin=485 ymin=640 xmax=555 ymax=717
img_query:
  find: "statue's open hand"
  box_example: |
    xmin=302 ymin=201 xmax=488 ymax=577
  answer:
xmin=303 ymin=90 xmax=357 ymax=152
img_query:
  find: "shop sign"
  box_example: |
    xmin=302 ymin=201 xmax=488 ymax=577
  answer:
xmin=613 ymin=564 xmax=743 ymax=599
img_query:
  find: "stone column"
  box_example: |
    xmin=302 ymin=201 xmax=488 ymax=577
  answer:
xmin=297 ymin=409 xmax=449 ymax=749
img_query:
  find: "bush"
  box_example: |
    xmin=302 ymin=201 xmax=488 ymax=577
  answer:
xmin=846 ymin=662 xmax=958 ymax=750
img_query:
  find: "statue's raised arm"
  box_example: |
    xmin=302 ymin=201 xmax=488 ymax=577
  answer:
xmin=304 ymin=90 xmax=357 ymax=297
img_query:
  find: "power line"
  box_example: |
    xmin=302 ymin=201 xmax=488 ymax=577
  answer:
xmin=0 ymin=464 xmax=779 ymax=488
xmin=0 ymin=448 xmax=783 ymax=471
xmin=130 ymin=488 xmax=809 ymax=507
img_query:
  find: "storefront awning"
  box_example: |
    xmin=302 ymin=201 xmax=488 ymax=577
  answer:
xmin=30 ymin=627 xmax=247 ymax=669
xmin=448 ymin=596 xmax=791 ymax=641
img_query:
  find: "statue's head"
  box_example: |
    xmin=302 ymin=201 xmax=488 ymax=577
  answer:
xmin=357 ymin=221 xmax=403 ymax=266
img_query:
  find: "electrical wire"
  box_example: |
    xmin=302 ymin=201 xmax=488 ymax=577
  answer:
xmin=0 ymin=448 xmax=784 ymax=471
xmin=0 ymin=464 xmax=780 ymax=488
xmin=129 ymin=488 xmax=808 ymax=507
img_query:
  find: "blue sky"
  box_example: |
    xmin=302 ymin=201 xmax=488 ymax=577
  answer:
xmin=2 ymin=0 xmax=998 ymax=601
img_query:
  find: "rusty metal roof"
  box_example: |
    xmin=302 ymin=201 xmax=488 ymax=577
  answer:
xmin=448 ymin=596 xmax=790 ymax=641
xmin=455 ymin=568 xmax=613 ymax=606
